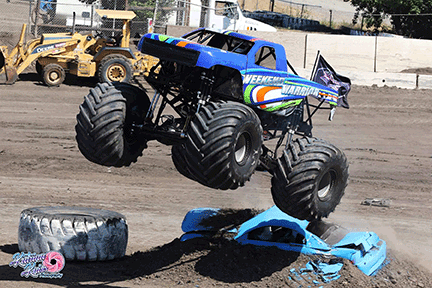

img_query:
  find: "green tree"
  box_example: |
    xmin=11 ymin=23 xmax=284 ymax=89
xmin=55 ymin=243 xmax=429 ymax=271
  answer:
xmin=129 ymin=0 xmax=175 ymax=24
xmin=345 ymin=0 xmax=432 ymax=38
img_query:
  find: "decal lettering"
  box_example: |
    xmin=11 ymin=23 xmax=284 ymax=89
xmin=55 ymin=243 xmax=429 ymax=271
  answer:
xmin=281 ymin=84 xmax=320 ymax=98
xmin=243 ymin=74 xmax=285 ymax=85
xmin=33 ymin=42 xmax=66 ymax=54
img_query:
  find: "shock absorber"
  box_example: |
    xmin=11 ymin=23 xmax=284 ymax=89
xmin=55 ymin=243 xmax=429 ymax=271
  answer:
xmin=196 ymin=70 xmax=215 ymax=113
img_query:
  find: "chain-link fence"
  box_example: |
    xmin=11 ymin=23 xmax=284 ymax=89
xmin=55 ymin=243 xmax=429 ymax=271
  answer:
xmin=0 ymin=0 xmax=369 ymax=50
xmin=0 ymin=0 xmax=176 ymax=48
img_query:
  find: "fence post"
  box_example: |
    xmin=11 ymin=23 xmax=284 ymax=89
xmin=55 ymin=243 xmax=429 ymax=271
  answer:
xmin=28 ymin=0 xmax=32 ymax=40
xmin=153 ymin=0 xmax=159 ymax=31
xmin=374 ymin=35 xmax=377 ymax=72
xmin=34 ymin=0 xmax=41 ymax=37
xmin=329 ymin=10 xmax=332 ymax=28
xmin=304 ymin=34 xmax=308 ymax=69
xmin=91 ymin=4 xmax=94 ymax=28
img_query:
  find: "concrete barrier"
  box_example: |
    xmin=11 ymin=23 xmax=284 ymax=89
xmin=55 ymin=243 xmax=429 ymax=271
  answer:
xmin=417 ymin=75 xmax=432 ymax=90
xmin=341 ymin=70 xmax=417 ymax=89
xmin=376 ymin=37 xmax=432 ymax=73
xmin=306 ymin=34 xmax=376 ymax=72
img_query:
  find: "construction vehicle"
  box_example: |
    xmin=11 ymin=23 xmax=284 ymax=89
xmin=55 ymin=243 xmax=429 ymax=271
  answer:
xmin=0 ymin=9 xmax=157 ymax=86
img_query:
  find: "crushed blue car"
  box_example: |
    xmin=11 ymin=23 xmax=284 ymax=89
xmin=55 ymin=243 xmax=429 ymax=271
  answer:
xmin=181 ymin=206 xmax=386 ymax=276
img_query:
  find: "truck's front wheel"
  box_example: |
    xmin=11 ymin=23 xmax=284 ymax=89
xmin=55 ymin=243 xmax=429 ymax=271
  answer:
xmin=173 ymin=101 xmax=263 ymax=190
xmin=75 ymin=82 xmax=150 ymax=167
xmin=271 ymin=137 xmax=349 ymax=221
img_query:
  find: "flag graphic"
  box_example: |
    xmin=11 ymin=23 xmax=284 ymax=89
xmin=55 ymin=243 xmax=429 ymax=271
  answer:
xmin=312 ymin=55 xmax=351 ymax=109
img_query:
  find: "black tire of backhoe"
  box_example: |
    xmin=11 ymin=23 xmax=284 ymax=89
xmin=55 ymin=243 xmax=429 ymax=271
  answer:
xmin=271 ymin=137 xmax=349 ymax=221
xmin=177 ymin=101 xmax=263 ymax=190
xmin=98 ymin=54 xmax=133 ymax=84
xmin=35 ymin=61 xmax=43 ymax=76
xmin=43 ymin=63 xmax=65 ymax=87
xmin=75 ymin=82 xmax=147 ymax=167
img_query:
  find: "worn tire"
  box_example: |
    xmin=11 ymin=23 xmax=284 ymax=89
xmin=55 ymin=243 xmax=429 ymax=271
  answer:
xmin=42 ymin=63 xmax=65 ymax=87
xmin=75 ymin=82 xmax=150 ymax=167
xmin=98 ymin=54 xmax=133 ymax=83
xmin=18 ymin=206 xmax=128 ymax=261
xmin=271 ymin=137 xmax=349 ymax=221
xmin=173 ymin=101 xmax=263 ymax=190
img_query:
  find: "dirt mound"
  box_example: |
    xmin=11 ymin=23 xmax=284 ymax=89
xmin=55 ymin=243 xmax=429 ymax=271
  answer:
xmin=401 ymin=67 xmax=432 ymax=75
xmin=5 ymin=234 xmax=428 ymax=288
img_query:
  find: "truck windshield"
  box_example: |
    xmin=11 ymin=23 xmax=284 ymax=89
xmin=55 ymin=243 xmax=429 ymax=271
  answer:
xmin=183 ymin=30 xmax=253 ymax=55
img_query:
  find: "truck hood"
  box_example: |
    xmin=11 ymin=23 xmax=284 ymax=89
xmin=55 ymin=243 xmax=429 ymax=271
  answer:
xmin=138 ymin=33 xmax=247 ymax=70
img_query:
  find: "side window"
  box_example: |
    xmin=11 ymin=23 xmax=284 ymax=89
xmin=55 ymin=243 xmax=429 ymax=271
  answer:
xmin=215 ymin=1 xmax=226 ymax=16
xmin=255 ymin=46 xmax=277 ymax=70
xmin=215 ymin=1 xmax=239 ymax=19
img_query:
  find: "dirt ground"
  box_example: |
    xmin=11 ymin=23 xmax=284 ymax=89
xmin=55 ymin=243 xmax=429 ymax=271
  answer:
xmin=0 ymin=71 xmax=432 ymax=287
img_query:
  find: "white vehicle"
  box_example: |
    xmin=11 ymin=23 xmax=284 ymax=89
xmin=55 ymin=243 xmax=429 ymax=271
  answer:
xmin=169 ymin=0 xmax=277 ymax=32
xmin=55 ymin=0 xmax=102 ymax=26
xmin=34 ymin=0 xmax=102 ymax=27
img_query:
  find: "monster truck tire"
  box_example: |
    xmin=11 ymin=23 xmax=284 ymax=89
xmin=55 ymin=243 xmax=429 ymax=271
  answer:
xmin=171 ymin=144 xmax=196 ymax=182
xmin=75 ymin=82 xmax=150 ymax=167
xmin=271 ymin=137 xmax=348 ymax=221
xmin=174 ymin=101 xmax=263 ymax=190
xmin=98 ymin=54 xmax=133 ymax=83
xmin=18 ymin=206 xmax=128 ymax=261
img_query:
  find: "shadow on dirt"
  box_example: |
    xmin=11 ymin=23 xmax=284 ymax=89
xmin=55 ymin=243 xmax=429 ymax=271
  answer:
xmin=16 ymin=73 xmax=151 ymax=90
xmin=17 ymin=73 xmax=100 ymax=88
xmin=0 ymin=239 xmax=300 ymax=286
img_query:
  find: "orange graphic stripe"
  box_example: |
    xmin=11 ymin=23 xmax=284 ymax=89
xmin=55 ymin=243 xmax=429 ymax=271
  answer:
xmin=319 ymin=92 xmax=338 ymax=99
xmin=176 ymin=41 xmax=189 ymax=47
xmin=256 ymin=86 xmax=280 ymax=109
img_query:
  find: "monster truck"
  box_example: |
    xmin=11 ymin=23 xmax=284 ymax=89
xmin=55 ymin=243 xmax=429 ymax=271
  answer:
xmin=75 ymin=28 xmax=349 ymax=221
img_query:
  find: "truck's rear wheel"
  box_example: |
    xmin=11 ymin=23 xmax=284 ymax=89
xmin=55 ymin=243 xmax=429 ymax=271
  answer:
xmin=173 ymin=101 xmax=263 ymax=190
xmin=271 ymin=137 xmax=348 ymax=221
xmin=98 ymin=54 xmax=133 ymax=83
xmin=75 ymin=82 xmax=150 ymax=167
xmin=43 ymin=63 xmax=65 ymax=87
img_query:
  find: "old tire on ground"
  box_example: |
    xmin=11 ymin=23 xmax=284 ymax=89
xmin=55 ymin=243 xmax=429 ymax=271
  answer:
xmin=75 ymin=82 xmax=150 ymax=167
xmin=98 ymin=54 xmax=133 ymax=83
xmin=271 ymin=137 xmax=349 ymax=221
xmin=173 ymin=101 xmax=263 ymax=190
xmin=18 ymin=206 xmax=128 ymax=261
xmin=42 ymin=63 xmax=65 ymax=87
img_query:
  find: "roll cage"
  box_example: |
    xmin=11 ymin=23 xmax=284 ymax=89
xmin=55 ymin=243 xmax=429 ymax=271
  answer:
xmin=182 ymin=29 xmax=254 ymax=55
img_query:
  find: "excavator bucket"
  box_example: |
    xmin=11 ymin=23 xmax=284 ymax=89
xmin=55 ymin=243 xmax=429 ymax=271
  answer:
xmin=0 ymin=50 xmax=18 ymax=85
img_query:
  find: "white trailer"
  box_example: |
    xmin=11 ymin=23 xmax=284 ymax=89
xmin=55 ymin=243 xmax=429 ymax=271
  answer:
xmin=169 ymin=0 xmax=277 ymax=32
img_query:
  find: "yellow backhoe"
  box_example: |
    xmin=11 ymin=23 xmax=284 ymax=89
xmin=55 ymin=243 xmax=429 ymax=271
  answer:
xmin=0 ymin=9 xmax=157 ymax=86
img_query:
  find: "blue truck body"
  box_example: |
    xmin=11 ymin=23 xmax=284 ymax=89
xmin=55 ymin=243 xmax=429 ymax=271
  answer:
xmin=138 ymin=28 xmax=340 ymax=112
